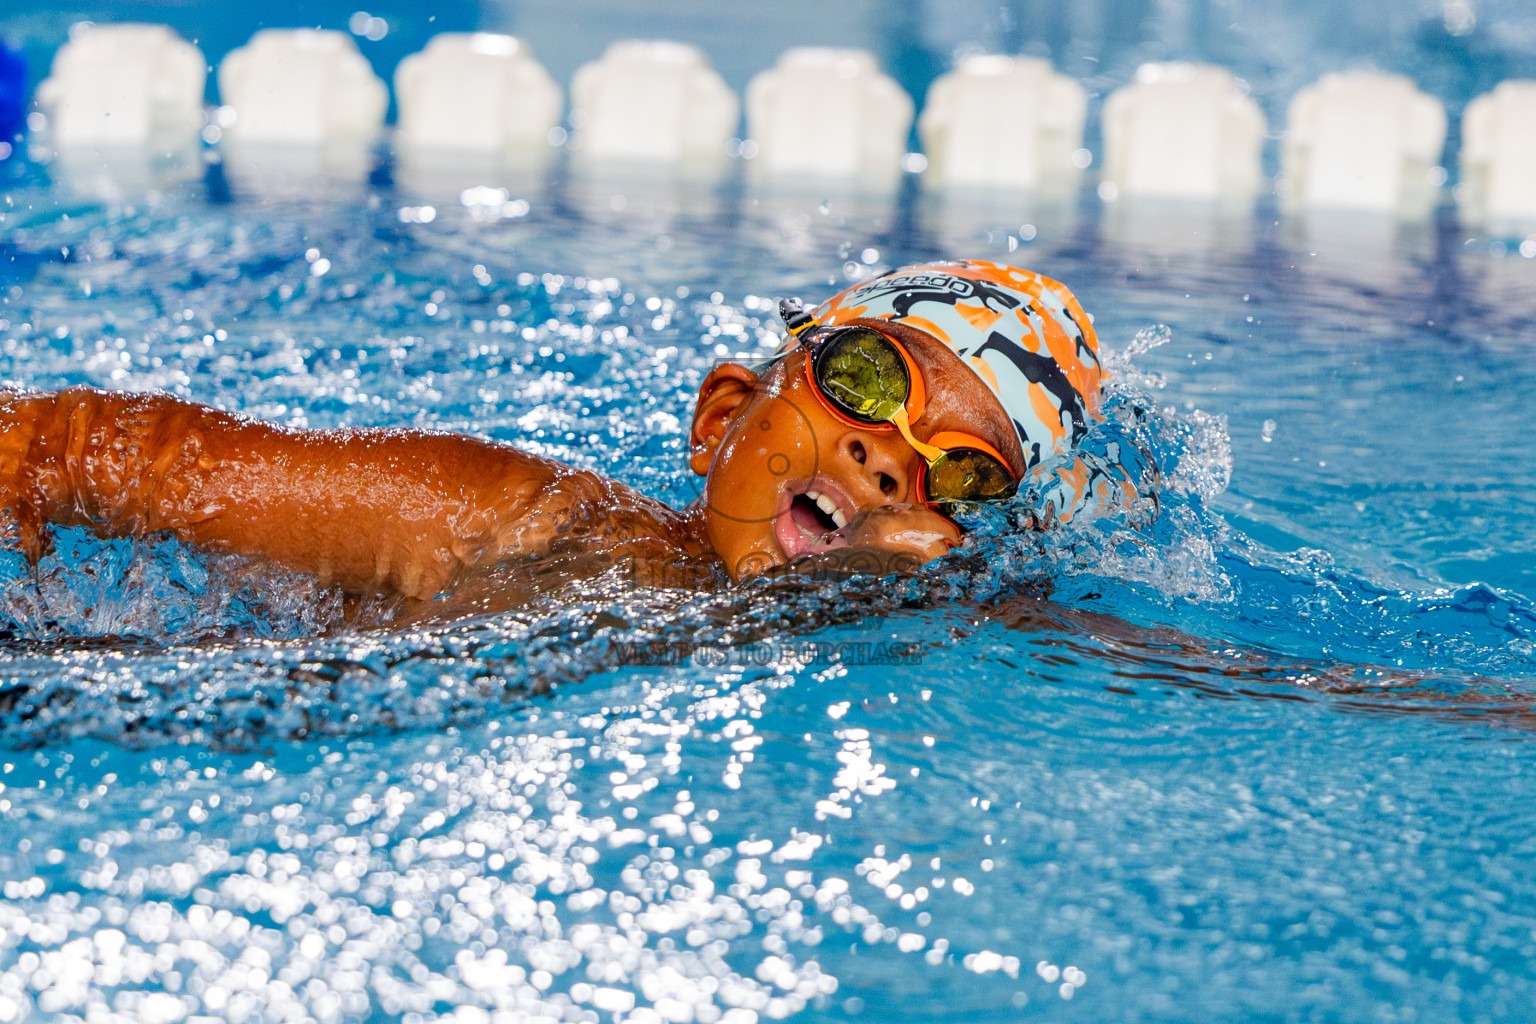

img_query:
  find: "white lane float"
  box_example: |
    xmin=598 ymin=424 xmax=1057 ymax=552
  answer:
xmin=32 ymin=22 xmax=206 ymax=196
xmin=1282 ymin=71 xmax=1447 ymax=219
xmin=34 ymin=21 xmax=205 ymax=147
xmin=216 ymin=29 xmax=388 ymax=191
xmin=1459 ymin=80 xmax=1536 ymax=231
xmin=1101 ymin=62 xmax=1266 ymax=201
xmin=218 ymin=29 xmax=387 ymax=146
xmin=392 ymin=32 xmax=562 ymax=198
xmin=394 ymin=33 xmax=561 ymax=154
xmin=569 ymin=40 xmax=738 ymax=167
xmin=918 ymin=55 xmax=1085 ymax=193
xmin=745 ymin=47 xmax=912 ymax=190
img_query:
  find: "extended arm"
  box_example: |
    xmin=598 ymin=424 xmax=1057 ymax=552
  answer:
xmin=0 ymin=386 xmax=648 ymax=599
xmin=985 ymin=590 xmax=1536 ymax=728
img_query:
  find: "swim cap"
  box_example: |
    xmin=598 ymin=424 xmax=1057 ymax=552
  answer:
xmin=812 ymin=259 xmax=1103 ymax=473
xmin=800 ymin=260 xmax=1127 ymax=522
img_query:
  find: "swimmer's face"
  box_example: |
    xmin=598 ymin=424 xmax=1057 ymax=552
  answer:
xmin=688 ymin=318 xmax=1028 ymax=580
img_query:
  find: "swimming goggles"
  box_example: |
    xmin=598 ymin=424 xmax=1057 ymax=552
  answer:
xmin=780 ymin=301 xmax=1019 ymax=509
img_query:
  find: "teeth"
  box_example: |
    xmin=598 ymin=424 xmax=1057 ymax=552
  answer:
xmin=802 ymin=489 xmax=848 ymax=531
xmin=813 ymin=492 xmax=849 ymax=528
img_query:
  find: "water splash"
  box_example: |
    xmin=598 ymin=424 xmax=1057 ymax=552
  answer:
xmin=937 ymin=322 xmax=1237 ymax=608
xmin=9 ymin=302 xmax=1533 ymax=755
xmin=6 ymin=157 xmax=1536 ymax=1024
xmin=0 ymin=320 xmax=1261 ymax=747
xmin=1120 ymin=321 xmax=1173 ymax=361
xmin=1 ymin=532 xmax=355 ymax=644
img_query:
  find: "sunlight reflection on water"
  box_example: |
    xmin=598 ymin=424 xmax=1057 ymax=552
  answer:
xmin=3 ymin=164 xmax=1536 ymax=1022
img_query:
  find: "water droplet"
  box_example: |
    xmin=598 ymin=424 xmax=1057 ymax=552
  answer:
xmin=1127 ymin=323 xmax=1172 ymax=357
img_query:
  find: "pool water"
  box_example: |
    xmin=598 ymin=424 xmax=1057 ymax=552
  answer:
xmin=3 ymin=157 xmax=1536 ymax=1024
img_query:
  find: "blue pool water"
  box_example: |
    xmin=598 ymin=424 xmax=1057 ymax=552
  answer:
xmin=5 ymin=135 xmax=1536 ymax=1024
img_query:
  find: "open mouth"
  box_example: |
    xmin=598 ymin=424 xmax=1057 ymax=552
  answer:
xmin=774 ymin=481 xmax=854 ymax=561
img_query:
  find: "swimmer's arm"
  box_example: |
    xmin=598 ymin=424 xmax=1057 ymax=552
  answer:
xmin=0 ymin=386 xmax=632 ymax=598
xmin=987 ymin=594 xmax=1536 ymax=728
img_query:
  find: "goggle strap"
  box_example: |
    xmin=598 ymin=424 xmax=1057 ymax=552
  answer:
xmin=889 ymin=407 xmax=945 ymax=462
xmin=778 ymin=297 xmax=818 ymax=338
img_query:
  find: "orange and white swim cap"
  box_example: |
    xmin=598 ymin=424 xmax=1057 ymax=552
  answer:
xmin=812 ymin=259 xmax=1105 ymax=476
xmin=794 ymin=259 xmax=1131 ymax=524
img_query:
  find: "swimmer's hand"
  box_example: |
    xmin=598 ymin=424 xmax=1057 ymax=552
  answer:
xmin=844 ymin=504 xmax=961 ymax=564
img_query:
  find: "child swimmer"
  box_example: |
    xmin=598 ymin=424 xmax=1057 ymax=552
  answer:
xmin=0 ymin=260 xmax=1130 ymax=612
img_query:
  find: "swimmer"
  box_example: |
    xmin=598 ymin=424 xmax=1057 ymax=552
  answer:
xmin=0 ymin=260 xmax=1127 ymax=615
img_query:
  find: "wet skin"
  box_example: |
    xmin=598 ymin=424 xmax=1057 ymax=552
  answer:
xmin=0 ymin=319 xmax=1026 ymax=611
xmin=689 ymin=318 xmax=1027 ymax=579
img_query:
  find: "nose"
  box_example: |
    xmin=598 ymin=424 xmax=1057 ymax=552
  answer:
xmin=837 ymin=429 xmax=917 ymax=503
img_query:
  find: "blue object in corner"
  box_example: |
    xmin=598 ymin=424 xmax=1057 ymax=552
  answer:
xmin=0 ymin=38 xmax=25 ymax=151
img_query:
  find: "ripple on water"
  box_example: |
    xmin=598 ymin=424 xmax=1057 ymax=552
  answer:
xmin=4 ymin=175 xmax=1536 ymax=1024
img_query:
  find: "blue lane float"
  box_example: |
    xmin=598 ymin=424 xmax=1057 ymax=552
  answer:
xmin=0 ymin=35 xmax=25 ymax=157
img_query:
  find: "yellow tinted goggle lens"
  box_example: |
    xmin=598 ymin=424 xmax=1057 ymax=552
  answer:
xmin=925 ymin=448 xmax=1018 ymax=503
xmin=813 ymin=328 xmax=910 ymax=423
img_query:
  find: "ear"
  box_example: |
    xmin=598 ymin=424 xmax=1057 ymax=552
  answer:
xmin=689 ymin=362 xmax=759 ymax=476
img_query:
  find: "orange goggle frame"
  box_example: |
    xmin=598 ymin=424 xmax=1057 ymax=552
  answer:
xmin=795 ymin=323 xmax=1019 ymax=509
